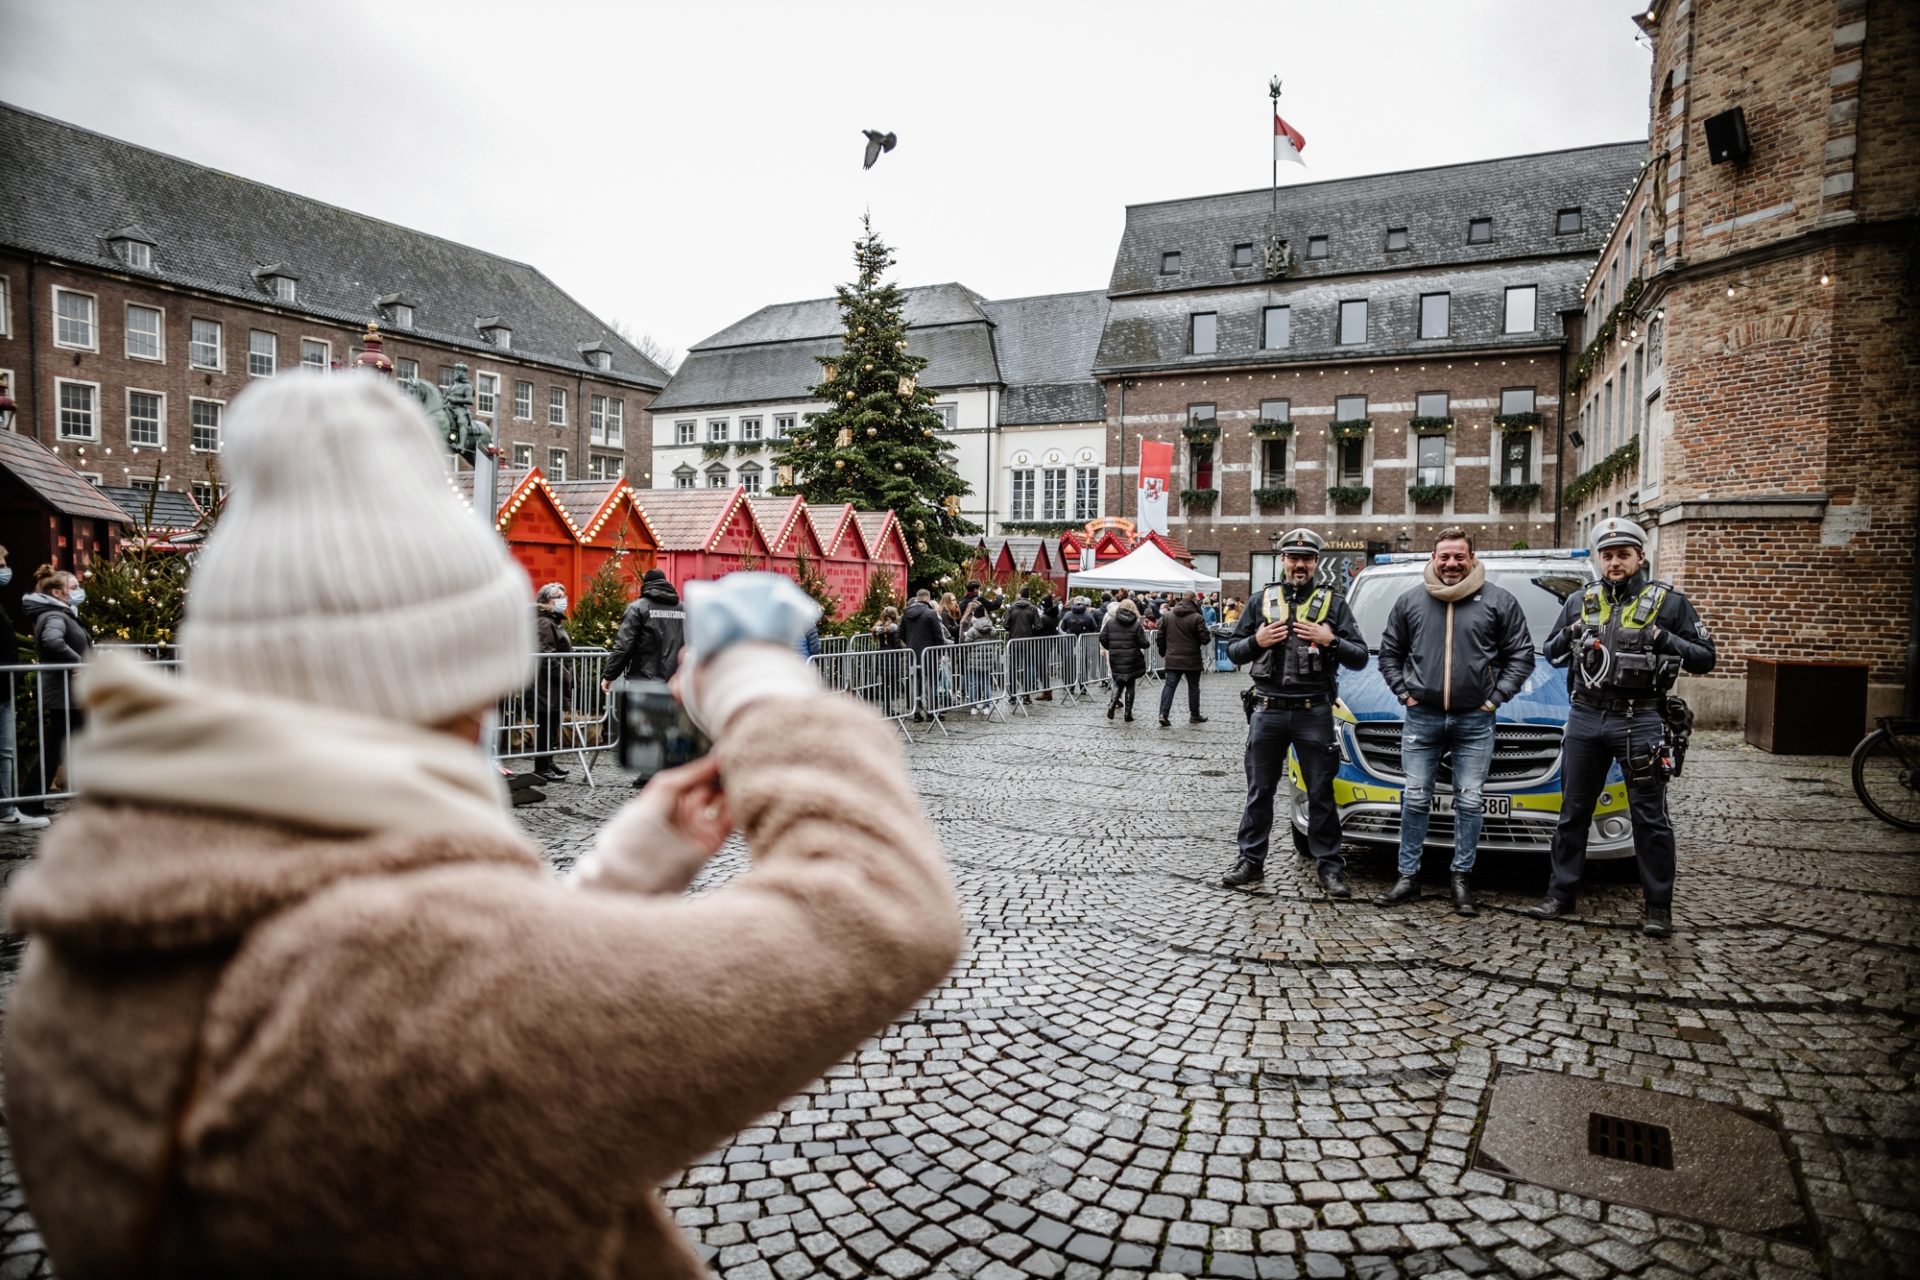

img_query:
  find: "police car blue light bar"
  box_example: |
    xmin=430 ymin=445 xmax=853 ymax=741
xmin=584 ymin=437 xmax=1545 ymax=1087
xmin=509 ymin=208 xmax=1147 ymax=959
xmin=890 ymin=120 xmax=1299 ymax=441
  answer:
xmin=1371 ymin=549 xmax=1590 ymax=563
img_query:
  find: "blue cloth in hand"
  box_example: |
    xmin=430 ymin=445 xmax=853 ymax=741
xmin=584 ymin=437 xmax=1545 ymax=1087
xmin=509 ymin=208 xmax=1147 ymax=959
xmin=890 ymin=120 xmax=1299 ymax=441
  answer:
xmin=683 ymin=572 xmax=823 ymax=661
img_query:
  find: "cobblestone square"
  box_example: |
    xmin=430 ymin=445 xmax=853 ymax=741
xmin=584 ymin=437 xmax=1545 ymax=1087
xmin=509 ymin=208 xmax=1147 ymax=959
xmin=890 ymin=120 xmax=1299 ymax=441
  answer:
xmin=3 ymin=680 xmax=1917 ymax=1278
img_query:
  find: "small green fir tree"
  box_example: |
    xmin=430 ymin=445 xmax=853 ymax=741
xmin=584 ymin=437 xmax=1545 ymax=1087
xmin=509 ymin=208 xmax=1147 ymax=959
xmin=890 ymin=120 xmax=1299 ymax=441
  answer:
xmin=773 ymin=217 xmax=978 ymax=589
xmin=838 ymin=568 xmax=904 ymax=636
xmin=569 ymin=557 xmax=636 ymax=649
xmin=791 ymin=551 xmax=841 ymax=623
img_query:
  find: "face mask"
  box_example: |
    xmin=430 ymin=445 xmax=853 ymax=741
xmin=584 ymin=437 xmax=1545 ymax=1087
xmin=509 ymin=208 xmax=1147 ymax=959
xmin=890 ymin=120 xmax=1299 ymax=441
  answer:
xmin=551 ymin=598 xmax=568 ymax=613
xmin=68 ymin=588 xmax=86 ymax=607
xmin=0 ymin=568 xmax=11 ymax=587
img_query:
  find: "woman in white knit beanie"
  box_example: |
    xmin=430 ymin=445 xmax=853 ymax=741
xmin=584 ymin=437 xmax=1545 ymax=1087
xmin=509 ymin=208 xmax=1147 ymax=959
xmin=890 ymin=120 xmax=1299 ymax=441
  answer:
xmin=2 ymin=372 xmax=962 ymax=1277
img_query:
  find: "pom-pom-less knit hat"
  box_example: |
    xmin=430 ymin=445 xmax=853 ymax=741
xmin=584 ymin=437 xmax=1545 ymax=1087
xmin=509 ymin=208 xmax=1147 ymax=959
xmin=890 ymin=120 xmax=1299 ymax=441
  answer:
xmin=178 ymin=372 xmax=535 ymax=726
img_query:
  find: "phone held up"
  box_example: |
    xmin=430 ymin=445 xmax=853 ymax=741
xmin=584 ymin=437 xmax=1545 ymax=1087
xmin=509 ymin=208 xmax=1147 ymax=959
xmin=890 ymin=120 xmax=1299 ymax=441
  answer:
xmin=614 ymin=679 xmax=711 ymax=782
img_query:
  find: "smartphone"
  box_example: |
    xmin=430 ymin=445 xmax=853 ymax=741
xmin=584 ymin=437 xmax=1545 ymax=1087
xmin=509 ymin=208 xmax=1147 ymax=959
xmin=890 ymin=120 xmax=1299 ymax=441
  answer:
xmin=614 ymin=679 xmax=712 ymax=782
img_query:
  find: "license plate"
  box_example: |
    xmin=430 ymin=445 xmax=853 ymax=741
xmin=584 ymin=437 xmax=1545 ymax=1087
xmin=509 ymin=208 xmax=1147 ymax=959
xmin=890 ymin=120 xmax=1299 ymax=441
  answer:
xmin=1433 ymin=793 xmax=1511 ymax=817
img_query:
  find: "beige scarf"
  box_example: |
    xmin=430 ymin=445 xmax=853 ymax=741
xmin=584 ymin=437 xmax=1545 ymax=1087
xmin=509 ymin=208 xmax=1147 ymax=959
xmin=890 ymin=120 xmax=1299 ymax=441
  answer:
xmin=73 ymin=653 xmax=523 ymax=842
xmin=1423 ymin=559 xmax=1486 ymax=602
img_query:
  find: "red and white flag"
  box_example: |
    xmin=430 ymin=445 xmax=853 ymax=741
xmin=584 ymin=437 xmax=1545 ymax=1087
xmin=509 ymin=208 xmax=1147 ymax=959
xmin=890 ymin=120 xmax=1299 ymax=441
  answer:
xmin=1274 ymin=113 xmax=1307 ymax=167
xmin=1137 ymin=440 xmax=1174 ymax=536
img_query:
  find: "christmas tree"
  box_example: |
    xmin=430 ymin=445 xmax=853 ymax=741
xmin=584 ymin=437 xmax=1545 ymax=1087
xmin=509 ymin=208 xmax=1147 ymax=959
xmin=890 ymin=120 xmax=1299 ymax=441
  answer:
xmin=773 ymin=217 xmax=977 ymax=588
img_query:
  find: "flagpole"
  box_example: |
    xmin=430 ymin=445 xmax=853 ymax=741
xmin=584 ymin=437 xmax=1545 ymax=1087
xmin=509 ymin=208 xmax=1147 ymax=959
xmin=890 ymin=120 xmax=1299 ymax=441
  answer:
xmin=1269 ymin=76 xmax=1281 ymax=240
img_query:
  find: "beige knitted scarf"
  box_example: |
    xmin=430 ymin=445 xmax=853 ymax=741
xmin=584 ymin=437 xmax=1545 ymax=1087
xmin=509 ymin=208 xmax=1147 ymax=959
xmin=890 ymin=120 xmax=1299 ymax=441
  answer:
xmin=1423 ymin=560 xmax=1487 ymax=602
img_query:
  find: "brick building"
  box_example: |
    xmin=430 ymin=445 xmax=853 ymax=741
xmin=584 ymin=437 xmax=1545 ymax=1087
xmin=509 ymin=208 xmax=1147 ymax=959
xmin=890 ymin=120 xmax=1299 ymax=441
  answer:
xmin=1093 ymin=143 xmax=1645 ymax=593
xmin=0 ymin=103 xmax=669 ymax=506
xmin=1563 ymin=0 xmax=1919 ymax=725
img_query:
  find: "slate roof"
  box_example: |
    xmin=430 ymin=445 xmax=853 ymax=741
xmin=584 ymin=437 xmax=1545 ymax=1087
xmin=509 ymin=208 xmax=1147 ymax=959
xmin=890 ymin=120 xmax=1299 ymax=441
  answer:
xmin=694 ymin=284 xmax=990 ymax=348
xmin=0 ymin=103 xmax=670 ymax=389
xmin=652 ymin=326 xmax=1001 ymax=412
xmin=638 ymin=487 xmax=751 ymax=551
xmin=0 ymin=432 xmax=131 ymax=523
xmin=1108 ymin=142 xmax=1648 ymax=295
xmin=546 ymin=478 xmax=656 ymax=543
xmin=855 ymin=512 xmax=911 ymax=564
xmin=1096 ymin=142 xmax=1647 ymax=373
xmin=100 ymin=485 xmax=202 ymax=530
xmin=981 ymin=291 xmax=1111 ymax=426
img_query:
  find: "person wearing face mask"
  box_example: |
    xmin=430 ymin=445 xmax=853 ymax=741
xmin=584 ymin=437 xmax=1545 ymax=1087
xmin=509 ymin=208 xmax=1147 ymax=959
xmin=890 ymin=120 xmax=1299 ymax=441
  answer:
xmin=1219 ymin=528 xmax=1367 ymax=898
xmin=1372 ymin=527 xmax=1534 ymax=916
xmin=531 ymin=581 xmax=574 ymax=783
xmin=22 ymin=566 xmax=93 ymax=796
xmin=0 ymin=547 xmax=49 ymax=829
xmin=1 ymin=374 xmax=963 ymax=1278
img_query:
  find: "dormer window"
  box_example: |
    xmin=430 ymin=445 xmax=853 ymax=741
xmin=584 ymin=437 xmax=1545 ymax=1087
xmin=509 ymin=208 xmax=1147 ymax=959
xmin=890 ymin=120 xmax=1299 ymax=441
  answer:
xmin=254 ymin=264 xmax=299 ymax=303
xmin=1231 ymin=243 xmax=1254 ymax=268
xmin=1306 ymin=236 xmax=1328 ymax=259
xmin=579 ymin=341 xmax=614 ymax=372
xmin=1160 ymin=251 xmax=1182 ymax=274
xmin=392 ymin=303 xmax=414 ymax=328
xmin=379 ymin=293 xmax=416 ymax=329
xmin=478 ymin=317 xmax=513 ymax=350
xmin=1556 ymin=207 xmax=1584 ymax=235
xmin=108 ymin=225 xmax=157 ymax=270
xmin=594 ymin=350 xmax=610 ymax=370
xmin=1467 ymin=217 xmax=1493 ymax=244
xmin=1385 ymin=227 xmax=1409 ymax=251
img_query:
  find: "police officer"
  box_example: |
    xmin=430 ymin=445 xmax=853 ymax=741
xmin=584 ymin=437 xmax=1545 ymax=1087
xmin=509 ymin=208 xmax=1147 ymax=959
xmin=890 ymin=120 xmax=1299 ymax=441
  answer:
xmin=1528 ymin=518 xmax=1716 ymax=937
xmin=1220 ymin=528 xmax=1368 ymax=898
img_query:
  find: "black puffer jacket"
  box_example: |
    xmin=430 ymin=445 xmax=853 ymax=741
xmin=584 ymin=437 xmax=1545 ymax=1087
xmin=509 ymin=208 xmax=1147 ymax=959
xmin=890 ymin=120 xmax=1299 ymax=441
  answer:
xmin=1155 ymin=598 xmax=1211 ymax=673
xmin=899 ymin=600 xmax=947 ymax=655
xmin=1059 ymin=603 xmax=1100 ymax=637
xmin=1003 ymin=599 xmax=1040 ymax=640
xmin=23 ymin=593 xmax=91 ymax=711
xmin=603 ymin=579 xmax=686 ymax=682
xmin=1099 ymin=604 xmax=1149 ymax=681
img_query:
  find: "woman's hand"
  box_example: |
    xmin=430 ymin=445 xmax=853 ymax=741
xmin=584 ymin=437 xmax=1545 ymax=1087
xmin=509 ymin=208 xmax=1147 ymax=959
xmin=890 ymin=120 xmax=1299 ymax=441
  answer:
xmin=571 ymin=753 xmax=731 ymax=895
xmin=652 ymin=753 xmax=731 ymax=856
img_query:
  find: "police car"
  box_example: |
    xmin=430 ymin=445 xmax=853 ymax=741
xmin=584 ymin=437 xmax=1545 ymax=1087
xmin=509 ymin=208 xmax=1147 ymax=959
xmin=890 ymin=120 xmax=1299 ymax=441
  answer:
xmin=1287 ymin=549 xmax=1637 ymax=860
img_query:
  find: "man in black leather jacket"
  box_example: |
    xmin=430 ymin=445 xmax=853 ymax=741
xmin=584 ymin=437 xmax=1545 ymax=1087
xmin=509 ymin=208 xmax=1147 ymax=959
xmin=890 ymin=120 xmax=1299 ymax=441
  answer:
xmin=1527 ymin=518 xmax=1716 ymax=938
xmin=601 ymin=569 xmax=686 ymax=688
xmin=1219 ymin=528 xmax=1368 ymax=899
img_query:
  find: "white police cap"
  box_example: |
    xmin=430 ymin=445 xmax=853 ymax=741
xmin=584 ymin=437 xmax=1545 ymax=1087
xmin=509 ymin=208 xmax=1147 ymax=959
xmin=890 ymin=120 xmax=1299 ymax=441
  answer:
xmin=1591 ymin=516 xmax=1648 ymax=553
xmin=1274 ymin=527 xmax=1325 ymax=556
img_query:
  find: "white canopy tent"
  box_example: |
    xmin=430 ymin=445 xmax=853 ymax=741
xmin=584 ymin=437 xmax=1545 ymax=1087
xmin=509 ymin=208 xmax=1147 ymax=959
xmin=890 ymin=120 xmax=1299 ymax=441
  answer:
xmin=1066 ymin=540 xmax=1221 ymax=593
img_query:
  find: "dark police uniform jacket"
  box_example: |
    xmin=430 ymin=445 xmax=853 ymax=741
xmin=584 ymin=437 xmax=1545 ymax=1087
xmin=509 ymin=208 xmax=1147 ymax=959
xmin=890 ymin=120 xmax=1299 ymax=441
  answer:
xmin=1543 ymin=569 xmax=1717 ymax=694
xmin=1226 ymin=582 xmax=1368 ymax=695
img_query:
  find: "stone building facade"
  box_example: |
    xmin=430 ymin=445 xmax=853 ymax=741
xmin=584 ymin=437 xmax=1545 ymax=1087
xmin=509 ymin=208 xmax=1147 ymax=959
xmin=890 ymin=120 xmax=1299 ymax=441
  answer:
xmin=0 ymin=103 xmax=668 ymax=506
xmin=1564 ymin=0 xmax=1919 ymax=724
xmin=1093 ymin=144 xmax=1645 ymax=594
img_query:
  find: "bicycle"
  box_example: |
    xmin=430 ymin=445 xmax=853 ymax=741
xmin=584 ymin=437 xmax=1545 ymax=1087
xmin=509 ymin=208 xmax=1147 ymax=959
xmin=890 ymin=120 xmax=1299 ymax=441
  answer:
xmin=1851 ymin=716 xmax=1920 ymax=832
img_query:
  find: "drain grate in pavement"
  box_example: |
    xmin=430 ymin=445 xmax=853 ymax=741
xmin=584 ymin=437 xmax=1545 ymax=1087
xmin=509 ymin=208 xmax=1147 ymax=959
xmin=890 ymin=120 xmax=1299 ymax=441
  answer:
xmin=1589 ymin=1112 xmax=1674 ymax=1169
xmin=1476 ymin=1071 xmax=1807 ymax=1237
xmin=1198 ymin=769 xmax=1227 ymax=777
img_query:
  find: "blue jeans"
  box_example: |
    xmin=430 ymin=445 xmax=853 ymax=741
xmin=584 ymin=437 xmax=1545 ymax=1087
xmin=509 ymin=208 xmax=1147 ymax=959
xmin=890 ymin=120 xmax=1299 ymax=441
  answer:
xmin=1397 ymin=704 xmax=1497 ymax=874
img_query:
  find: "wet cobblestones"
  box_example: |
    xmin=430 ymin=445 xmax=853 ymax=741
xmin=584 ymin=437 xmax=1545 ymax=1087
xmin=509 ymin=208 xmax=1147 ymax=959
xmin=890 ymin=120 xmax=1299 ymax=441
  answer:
xmin=2 ymin=679 xmax=1917 ymax=1277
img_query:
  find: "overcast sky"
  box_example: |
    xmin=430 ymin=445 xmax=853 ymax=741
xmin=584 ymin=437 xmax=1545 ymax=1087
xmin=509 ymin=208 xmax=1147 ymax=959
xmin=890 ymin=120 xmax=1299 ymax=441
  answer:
xmin=1 ymin=0 xmax=1651 ymax=362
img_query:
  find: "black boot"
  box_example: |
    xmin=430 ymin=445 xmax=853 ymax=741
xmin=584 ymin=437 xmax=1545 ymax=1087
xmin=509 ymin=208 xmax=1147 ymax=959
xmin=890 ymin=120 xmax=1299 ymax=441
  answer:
xmin=1220 ymin=859 xmax=1264 ymax=890
xmin=1189 ymin=715 xmax=1209 ymax=725
xmin=1373 ymin=875 xmax=1419 ymax=907
xmin=1643 ymin=903 xmax=1673 ymax=938
xmin=1450 ymin=873 xmax=1478 ymax=917
xmin=1526 ymin=897 xmax=1575 ymax=921
xmin=1318 ymin=866 xmax=1352 ymax=899
xmin=1107 ymin=701 xmax=1116 ymax=720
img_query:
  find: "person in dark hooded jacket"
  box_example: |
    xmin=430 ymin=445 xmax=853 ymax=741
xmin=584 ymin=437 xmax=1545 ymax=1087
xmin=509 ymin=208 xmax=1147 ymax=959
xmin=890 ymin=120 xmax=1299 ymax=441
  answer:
xmin=1154 ymin=592 xmax=1211 ymax=727
xmin=22 ymin=567 xmax=92 ymax=793
xmin=1059 ymin=596 xmax=1099 ymax=693
xmin=602 ymin=568 xmax=687 ymax=689
xmin=1003 ymin=591 xmax=1041 ymax=705
xmin=1099 ymin=598 xmax=1149 ymax=721
xmin=899 ymin=591 xmax=947 ymax=721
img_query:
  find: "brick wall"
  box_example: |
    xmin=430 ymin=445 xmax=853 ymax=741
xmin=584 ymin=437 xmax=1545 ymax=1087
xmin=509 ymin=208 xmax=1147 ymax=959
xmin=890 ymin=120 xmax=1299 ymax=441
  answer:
xmin=0 ymin=255 xmax=655 ymax=493
xmin=1104 ymin=351 xmax=1566 ymax=586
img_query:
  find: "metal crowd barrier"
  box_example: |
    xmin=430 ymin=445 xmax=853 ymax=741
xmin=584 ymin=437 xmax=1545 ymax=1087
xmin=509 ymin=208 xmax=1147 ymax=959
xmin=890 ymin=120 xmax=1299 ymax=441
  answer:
xmin=1002 ymin=635 xmax=1095 ymax=713
xmin=915 ymin=640 xmax=1006 ymax=732
xmin=493 ymin=649 xmax=617 ymax=784
xmin=0 ymin=661 xmax=145 ymax=809
xmin=807 ymin=647 xmax=918 ymax=728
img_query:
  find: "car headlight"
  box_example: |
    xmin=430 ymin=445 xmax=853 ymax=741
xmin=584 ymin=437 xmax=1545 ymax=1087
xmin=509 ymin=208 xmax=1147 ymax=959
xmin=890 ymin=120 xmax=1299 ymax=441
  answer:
xmin=1598 ymin=815 xmax=1632 ymax=840
xmin=1337 ymin=727 xmax=1352 ymax=763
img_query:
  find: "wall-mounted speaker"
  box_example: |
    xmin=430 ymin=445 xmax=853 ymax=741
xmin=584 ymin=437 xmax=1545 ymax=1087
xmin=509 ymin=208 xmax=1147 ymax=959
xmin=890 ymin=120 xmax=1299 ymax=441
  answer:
xmin=1704 ymin=107 xmax=1751 ymax=165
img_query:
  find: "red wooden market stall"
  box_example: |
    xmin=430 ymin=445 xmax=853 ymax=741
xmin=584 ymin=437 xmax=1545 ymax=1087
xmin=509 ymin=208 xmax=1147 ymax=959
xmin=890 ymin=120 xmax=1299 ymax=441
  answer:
xmin=639 ymin=486 xmax=771 ymax=589
xmin=748 ymin=495 xmax=838 ymax=613
xmin=855 ymin=511 xmax=912 ymax=597
xmin=0 ymin=432 xmax=127 ymax=622
xmin=472 ymin=468 xmax=581 ymax=595
xmin=809 ymin=503 xmax=873 ymax=610
xmin=548 ymin=478 xmax=660 ymax=602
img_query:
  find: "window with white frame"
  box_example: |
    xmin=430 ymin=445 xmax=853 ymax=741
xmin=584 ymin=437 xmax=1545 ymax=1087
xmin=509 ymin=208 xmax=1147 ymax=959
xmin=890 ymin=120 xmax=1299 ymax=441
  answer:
xmin=76 ymin=471 xmax=104 ymax=486
xmin=396 ymin=357 xmax=418 ymax=382
xmin=270 ymin=276 xmax=296 ymax=303
xmin=676 ymin=420 xmax=696 ymax=445
xmin=1189 ymin=311 xmax=1218 ymax=355
xmin=548 ymin=387 xmax=567 ymax=426
xmin=774 ymin=414 xmax=796 ymax=438
xmin=301 ymin=338 xmax=330 ymax=371
xmin=248 ymin=329 xmax=277 ymax=377
xmin=1414 ymin=433 xmax=1447 ymax=487
xmin=674 ymin=466 xmax=696 ymax=489
xmin=1418 ymin=293 xmax=1450 ymax=340
xmin=56 ymin=379 xmax=99 ymax=440
xmin=130 ymin=477 xmax=158 ymax=495
xmin=391 ymin=303 xmax=414 ymax=329
xmin=513 ymin=380 xmax=533 ymax=420
xmin=1009 ymin=469 xmax=1035 ymax=521
xmin=706 ymin=465 xmax=729 ymax=489
xmin=474 ymin=371 xmax=499 ymax=416
xmin=1262 ymin=306 xmax=1290 ymax=350
xmin=708 ymin=418 xmax=729 ymax=442
xmin=605 ymin=398 xmax=623 ymax=447
xmin=512 ymin=443 xmax=533 ymax=468
xmin=1337 ymin=299 xmax=1368 ymax=345
xmin=933 ymin=404 xmax=956 ymax=431
xmin=190 ymin=399 xmax=223 ymax=451
xmin=1416 ymin=391 xmax=1449 ymax=420
xmin=589 ymin=454 xmax=620 ymax=481
xmin=190 ymin=318 xmax=223 ymax=369
xmin=1042 ymin=469 xmax=1068 ymax=521
xmin=741 ymin=416 xmax=763 ymax=442
xmin=126 ymin=389 xmax=164 ymax=447
xmin=738 ymin=464 xmax=762 ymax=495
xmin=125 ymin=304 xmax=164 ymax=361
xmin=548 ymin=449 xmax=568 ymax=481
xmin=54 ymin=288 xmax=97 ymax=349
xmin=1504 ymin=285 xmax=1538 ymax=334
xmin=1074 ymin=467 xmax=1100 ymax=521
xmin=593 ymin=350 xmax=611 ymax=371
xmin=191 ymin=481 xmax=227 ymax=511
xmin=589 ymin=394 xmax=608 ymax=443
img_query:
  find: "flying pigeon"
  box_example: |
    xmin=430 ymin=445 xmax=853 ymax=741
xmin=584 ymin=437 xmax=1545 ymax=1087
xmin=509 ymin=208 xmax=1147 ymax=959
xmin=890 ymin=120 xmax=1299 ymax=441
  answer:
xmin=862 ymin=129 xmax=897 ymax=170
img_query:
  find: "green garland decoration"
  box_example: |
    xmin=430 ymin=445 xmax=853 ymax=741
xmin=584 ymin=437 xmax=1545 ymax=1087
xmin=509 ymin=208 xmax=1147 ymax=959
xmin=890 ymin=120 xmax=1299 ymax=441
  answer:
xmin=1000 ymin=521 xmax=1081 ymax=535
xmin=1568 ymin=277 xmax=1645 ymax=396
xmin=1179 ymin=487 xmax=1219 ymax=511
xmin=1250 ymin=420 xmax=1293 ymax=439
xmin=700 ymin=443 xmax=731 ymax=460
xmin=1493 ymin=412 xmax=1542 ymax=432
xmin=1181 ymin=425 xmax=1221 ymax=443
xmin=1409 ymin=416 xmax=1454 ymax=435
xmin=1490 ymin=483 xmax=1542 ymax=506
xmin=1252 ymin=486 xmax=1296 ymax=507
xmin=1327 ymin=485 xmax=1371 ymax=508
xmin=1408 ymin=484 xmax=1454 ymax=505
xmin=1329 ymin=419 xmax=1373 ymax=442
xmin=1560 ymin=436 xmax=1641 ymax=509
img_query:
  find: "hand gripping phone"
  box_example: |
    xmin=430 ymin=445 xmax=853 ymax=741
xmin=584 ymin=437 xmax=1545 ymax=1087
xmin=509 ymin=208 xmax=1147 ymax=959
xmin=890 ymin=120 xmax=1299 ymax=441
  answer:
xmin=614 ymin=679 xmax=711 ymax=782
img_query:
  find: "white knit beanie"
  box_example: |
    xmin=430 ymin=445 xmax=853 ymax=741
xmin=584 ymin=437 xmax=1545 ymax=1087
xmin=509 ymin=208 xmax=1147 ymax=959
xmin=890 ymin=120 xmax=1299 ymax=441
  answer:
xmin=178 ymin=372 xmax=535 ymax=726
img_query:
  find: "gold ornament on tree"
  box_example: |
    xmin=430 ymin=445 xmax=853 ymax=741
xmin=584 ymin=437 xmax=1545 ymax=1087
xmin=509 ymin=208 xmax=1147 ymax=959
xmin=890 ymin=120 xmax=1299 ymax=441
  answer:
xmin=893 ymin=462 xmax=903 ymax=471
xmin=845 ymin=391 xmax=855 ymax=401
xmin=866 ymin=427 xmax=877 ymax=437
xmin=822 ymin=362 xmax=838 ymax=382
xmin=834 ymin=459 xmax=845 ymax=469
xmin=863 ymin=362 xmax=874 ymax=371
xmin=896 ymin=374 xmax=916 ymax=397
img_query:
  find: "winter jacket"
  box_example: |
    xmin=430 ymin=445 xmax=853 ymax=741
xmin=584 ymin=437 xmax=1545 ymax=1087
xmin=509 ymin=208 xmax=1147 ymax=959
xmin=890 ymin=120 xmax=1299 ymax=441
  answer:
xmin=603 ymin=579 xmax=686 ymax=683
xmin=963 ymin=613 xmax=994 ymax=643
xmin=1227 ymin=581 xmax=1368 ymax=695
xmin=871 ymin=622 xmax=905 ymax=649
xmin=1059 ymin=603 xmax=1100 ymax=638
xmin=1154 ymin=599 xmax=1211 ymax=673
xmin=1003 ymin=599 xmax=1041 ymax=641
xmin=23 ymin=592 xmax=92 ymax=711
xmin=3 ymin=655 xmax=963 ymax=1279
xmin=534 ymin=605 xmax=575 ymax=700
xmin=1378 ymin=564 xmax=1536 ymax=712
xmin=1037 ymin=597 xmax=1061 ymax=636
xmin=1099 ymin=604 xmax=1149 ymax=681
xmin=899 ymin=600 xmax=947 ymax=655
